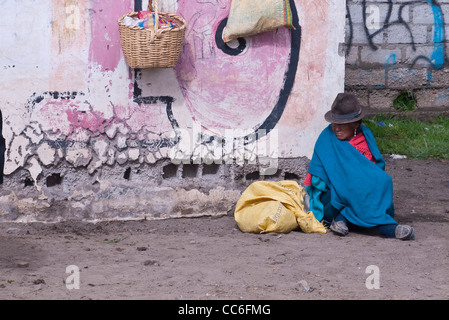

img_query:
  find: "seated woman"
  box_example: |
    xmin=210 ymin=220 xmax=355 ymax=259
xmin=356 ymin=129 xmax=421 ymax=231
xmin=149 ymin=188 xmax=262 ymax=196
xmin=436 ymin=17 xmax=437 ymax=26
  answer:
xmin=304 ymin=93 xmax=414 ymax=240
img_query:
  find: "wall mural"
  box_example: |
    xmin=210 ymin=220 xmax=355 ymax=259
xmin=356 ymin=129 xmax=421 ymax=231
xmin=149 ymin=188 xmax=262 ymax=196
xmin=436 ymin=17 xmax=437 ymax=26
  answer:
xmin=173 ymin=0 xmax=300 ymax=143
xmin=1 ymin=0 xmax=344 ymax=181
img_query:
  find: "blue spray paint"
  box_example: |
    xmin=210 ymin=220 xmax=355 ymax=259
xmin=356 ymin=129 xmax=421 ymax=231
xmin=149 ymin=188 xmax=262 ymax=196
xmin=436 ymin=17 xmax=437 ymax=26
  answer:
xmin=429 ymin=0 xmax=444 ymax=69
xmin=427 ymin=71 xmax=433 ymax=87
xmin=385 ymin=53 xmax=397 ymax=85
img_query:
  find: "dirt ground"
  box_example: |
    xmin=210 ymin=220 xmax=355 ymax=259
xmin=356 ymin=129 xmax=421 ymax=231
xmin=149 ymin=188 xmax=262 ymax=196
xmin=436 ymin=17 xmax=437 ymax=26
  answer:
xmin=0 ymin=158 xmax=448 ymax=301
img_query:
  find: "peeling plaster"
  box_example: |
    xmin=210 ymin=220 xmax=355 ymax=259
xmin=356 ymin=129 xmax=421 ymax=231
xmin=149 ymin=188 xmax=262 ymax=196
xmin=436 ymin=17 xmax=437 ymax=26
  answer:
xmin=66 ymin=146 xmax=92 ymax=167
xmin=37 ymin=142 xmax=56 ymax=166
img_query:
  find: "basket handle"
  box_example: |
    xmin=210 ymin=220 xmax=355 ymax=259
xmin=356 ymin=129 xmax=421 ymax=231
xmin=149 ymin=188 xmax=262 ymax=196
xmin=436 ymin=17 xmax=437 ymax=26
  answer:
xmin=148 ymin=0 xmax=160 ymax=31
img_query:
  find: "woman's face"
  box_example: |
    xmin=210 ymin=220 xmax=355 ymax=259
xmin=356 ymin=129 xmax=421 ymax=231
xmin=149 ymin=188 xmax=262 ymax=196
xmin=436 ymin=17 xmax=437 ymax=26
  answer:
xmin=332 ymin=122 xmax=360 ymax=141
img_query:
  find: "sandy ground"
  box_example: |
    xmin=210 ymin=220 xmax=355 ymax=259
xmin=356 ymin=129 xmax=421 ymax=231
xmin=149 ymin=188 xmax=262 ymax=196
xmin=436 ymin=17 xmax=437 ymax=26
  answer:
xmin=0 ymin=158 xmax=448 ymax=301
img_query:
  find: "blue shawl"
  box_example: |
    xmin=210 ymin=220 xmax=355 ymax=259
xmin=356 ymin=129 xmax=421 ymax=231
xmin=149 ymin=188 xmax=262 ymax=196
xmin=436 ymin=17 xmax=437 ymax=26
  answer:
xmin=308 ymin=124 xmax=397 ymax=228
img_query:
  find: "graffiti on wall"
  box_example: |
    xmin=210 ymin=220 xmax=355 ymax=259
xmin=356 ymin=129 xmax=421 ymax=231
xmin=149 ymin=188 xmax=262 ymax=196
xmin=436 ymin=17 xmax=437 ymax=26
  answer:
xmin=346 ymin=0 xmax=446 ymax=70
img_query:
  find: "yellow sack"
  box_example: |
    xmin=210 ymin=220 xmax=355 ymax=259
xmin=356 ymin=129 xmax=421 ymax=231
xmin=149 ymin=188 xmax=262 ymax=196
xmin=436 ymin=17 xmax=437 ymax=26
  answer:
xmin=234 ymin=181 xmax=327 ymax=234
xmin=223 ymin=0 xmax=295 ymax=43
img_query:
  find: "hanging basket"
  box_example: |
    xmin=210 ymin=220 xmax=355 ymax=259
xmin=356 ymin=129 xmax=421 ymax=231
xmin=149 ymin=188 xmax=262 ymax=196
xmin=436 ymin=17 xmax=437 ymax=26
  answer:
xmin=118 ymin=0 xmax=186 ymax=69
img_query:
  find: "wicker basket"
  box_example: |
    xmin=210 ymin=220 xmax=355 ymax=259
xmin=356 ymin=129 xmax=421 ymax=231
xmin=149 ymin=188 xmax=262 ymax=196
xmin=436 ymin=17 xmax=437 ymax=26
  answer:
xmin=118 ymin=0 xmax=186 ymax=69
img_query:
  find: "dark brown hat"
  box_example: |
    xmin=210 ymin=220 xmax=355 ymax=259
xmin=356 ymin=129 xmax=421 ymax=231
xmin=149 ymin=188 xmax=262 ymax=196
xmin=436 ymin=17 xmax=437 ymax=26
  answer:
xmin=324 ymin=93 xmax=366 ymax=124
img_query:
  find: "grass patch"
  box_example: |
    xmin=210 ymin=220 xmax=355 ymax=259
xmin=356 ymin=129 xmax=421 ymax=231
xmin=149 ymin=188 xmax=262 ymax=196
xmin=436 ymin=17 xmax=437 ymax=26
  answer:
xmin=364 ymin=114 xmax=449 ymax=159
xmin=393 ymin=89 xmax=417 ymax=112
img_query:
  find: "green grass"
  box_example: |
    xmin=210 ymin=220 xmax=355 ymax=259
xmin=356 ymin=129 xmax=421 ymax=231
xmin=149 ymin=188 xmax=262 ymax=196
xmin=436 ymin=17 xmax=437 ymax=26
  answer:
xmin=364 ymin=115 xmax=449 ymax=159
xmin=393 ymin=89 xmax=417 ymax=112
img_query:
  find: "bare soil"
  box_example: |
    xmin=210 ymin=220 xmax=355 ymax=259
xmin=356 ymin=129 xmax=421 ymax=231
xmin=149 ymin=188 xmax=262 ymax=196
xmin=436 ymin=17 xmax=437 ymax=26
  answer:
xmin=0 ymin=158 xmax=448 ymax=300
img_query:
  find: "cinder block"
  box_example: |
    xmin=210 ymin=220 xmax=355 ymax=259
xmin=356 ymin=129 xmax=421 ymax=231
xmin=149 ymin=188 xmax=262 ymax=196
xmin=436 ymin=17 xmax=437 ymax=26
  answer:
xmin=347 ymin=3 xmax=364 ymax=25
xmin=377 ymin=2 xmax=410 ymax=23
xmin=441 ymin=5 xmax=449 ymax=21
xmin=404 ymin=44 xmax=439 ymax=68
xmin=426 ymin=68 xmax=449 ymax=87
xmin=412 ymin=4 xmax=436 ymax=24
xmin=387 ymin=24 xmax=428 ymax=44
xmin=361 ymin=47 xmax=402 ymax=65
xmin=368 ymin=89 xmax=401 ymax=110
xmin=415 ymin=88 xmax=449 ymax=109
xmin=345 ymin=89 xmax=369 ymax=107
xmin=345 ymin=45 xmax=360 ymax=65
xmin=351 ymin=22 xmax=383 ymax=45
xmin=345 ymin=68 xmax=387 ymax=88
xmin=386 ymin=67 xmax=429 ymax=89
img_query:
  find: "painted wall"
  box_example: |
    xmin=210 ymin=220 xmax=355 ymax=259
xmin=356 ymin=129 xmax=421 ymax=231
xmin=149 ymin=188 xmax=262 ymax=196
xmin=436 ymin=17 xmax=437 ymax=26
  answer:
xmin=0 ymin=0 xmax=345 ymax=222
xmin=346 ymin=0 xmax=449 ymax=112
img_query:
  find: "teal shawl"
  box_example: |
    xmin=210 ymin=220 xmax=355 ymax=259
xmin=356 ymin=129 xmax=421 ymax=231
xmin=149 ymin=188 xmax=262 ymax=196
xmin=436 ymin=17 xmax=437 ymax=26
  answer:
xmin=307 ymin=124 xmax=397 ymax=228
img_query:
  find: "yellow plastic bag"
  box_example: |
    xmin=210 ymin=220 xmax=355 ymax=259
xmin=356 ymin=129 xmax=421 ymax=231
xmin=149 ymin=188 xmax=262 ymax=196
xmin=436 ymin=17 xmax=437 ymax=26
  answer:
xmin=234 ymin=181 xmax=326 ymax=234
xmin=223 ymin=0 xmax=294 ymax=43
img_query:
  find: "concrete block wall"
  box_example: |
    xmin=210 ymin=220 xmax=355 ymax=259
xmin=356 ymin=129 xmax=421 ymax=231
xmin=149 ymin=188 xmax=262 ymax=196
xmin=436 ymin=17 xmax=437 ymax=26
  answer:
xmin=345 ymin=0 xmax=449 ymax=113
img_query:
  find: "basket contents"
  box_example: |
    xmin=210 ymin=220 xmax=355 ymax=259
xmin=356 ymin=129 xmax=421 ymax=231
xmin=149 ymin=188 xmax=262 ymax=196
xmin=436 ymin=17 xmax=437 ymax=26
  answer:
xmin=121 ymin=11 xmax=175 ymax=29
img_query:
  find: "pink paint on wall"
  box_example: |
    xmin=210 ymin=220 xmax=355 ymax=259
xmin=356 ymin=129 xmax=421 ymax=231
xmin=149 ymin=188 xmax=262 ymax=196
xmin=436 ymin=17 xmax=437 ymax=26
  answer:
xmin=175 ymin=0 xmax=291 ymax=134
xmin=39 ymin=101 xmax=73 ymax=136
xmin=37 ymin=99 xmax=109 ymax=137
xmin=88 ymin=0 xmax=133 ymax=72
xmin=126 ymin=103 xmax=174 ymax=134
xmin=65 ymin=108 xmax=111 ymax=135
xmin=34 ymin=95 xmax=171 ymax=143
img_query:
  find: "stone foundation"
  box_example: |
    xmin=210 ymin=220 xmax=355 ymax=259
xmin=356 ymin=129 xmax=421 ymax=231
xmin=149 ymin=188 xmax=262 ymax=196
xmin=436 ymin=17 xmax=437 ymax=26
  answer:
xmin=0 ymin=158 xmax=309 ymax=223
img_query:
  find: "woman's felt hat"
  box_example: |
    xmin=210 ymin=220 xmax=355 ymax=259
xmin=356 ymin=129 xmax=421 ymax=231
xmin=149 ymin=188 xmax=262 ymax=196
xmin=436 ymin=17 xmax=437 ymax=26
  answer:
xmin=325 ymin=93 xmax=367 ymax=124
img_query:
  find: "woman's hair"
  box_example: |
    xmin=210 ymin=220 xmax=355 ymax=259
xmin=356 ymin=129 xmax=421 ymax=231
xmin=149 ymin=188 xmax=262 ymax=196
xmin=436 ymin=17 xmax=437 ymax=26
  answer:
xmin=355 ymin=120 xmax=363 ymax=135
